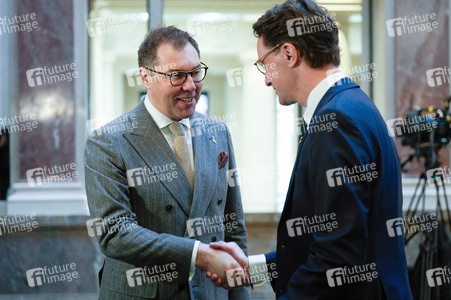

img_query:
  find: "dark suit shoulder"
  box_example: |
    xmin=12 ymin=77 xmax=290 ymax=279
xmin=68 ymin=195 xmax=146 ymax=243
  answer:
xmin=313 ymin=84 xmax=388 ymax=139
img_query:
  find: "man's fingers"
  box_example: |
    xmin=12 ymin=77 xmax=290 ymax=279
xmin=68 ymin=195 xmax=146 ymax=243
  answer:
xmin=209 ymin=241 xmax=228 ymax=249
xmin=216 ymin=278 xmax=223 ymax=287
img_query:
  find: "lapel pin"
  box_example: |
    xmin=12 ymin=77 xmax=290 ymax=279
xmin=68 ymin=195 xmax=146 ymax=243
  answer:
xmin=210 ymin=136 xmax=216 ymax=143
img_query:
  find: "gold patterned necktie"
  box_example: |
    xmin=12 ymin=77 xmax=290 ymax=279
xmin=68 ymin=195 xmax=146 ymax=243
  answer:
xmin=168 ymin=122 xmax=194 ymax=186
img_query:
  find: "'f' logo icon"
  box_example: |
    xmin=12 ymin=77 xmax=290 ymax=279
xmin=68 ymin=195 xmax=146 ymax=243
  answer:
xmin=126 ymin=68 xmax=142 ymax=87
xmin=386 ymin=218 xmax=405 ymax=237
xmin=226 ymin=68 xmax=246 ymax=87
xmin=126 ymin=268 xmax=146 ymax=287
xmin=86 ymin=218 xmax=105 ymax=237
xmin=26 ymin=168 xmax=45 ymax=187
xmin=426 ymin=167 xmax=446 ymax=187
xmin=127 ymin=168 xmax=145 ymax=187
xmin=227 ymin=168 xmax=240 ymax=187
xmin=227 ymin=268 xmax=246 ymax=287
xmin=326 ymin=268 xmax=345 ymax=287
xmin=26 ymin=68 xmax=45 ymax=87
xmin=26 ymin=268 xmax=45 ymax=287
xmin=87 ymin=18 xmax=105 ymax=37
xmin=286 ymin=17 xmax=307 ymax=37
xmin=426 ymin=268 xmax=445 ymax=287
xmin=326 ymin=168 xmax=345 ymax=187
xmin=286 ymin=218 xmax=304 ymax=237
xmin=186 ymin=218 xmax=204 ymax=237
xmin=426 ymin=68 xmax=447 ymax=87
xmin=385 ymin=118 xmax=404 ymax=137
xmin=386 ymin=18 xmax=404 ymax=37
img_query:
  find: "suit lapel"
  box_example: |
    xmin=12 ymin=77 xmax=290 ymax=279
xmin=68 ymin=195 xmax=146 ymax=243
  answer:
xmin=123 ymin=101 xmax=193 ymax=217
xmin=188 ymin=113 xmax=218 ymax=220
xmin=281 ymin=79 xmax=359 ymax=220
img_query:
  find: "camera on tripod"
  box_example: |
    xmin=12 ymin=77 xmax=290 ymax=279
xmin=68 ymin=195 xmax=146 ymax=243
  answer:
xmin=397 ymin=97 xmax=451 ymax=150
xmin=395 ymin=97 xmax=451 ymax=300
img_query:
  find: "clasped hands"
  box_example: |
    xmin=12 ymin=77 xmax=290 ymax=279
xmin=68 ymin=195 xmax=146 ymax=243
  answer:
xmin=195 ymin=241 xmax=250 ymax=289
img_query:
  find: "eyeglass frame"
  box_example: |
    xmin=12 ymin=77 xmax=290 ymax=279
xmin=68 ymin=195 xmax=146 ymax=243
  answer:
xmin=253 ymin=44 xmax=282 ymax=74
xmin=143 ymin=62 xmax=208 ymax=86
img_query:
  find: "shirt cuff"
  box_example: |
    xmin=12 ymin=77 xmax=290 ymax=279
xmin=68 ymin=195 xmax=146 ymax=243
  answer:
xmin=248 ymin=254 xmax=268 ymax=286
xmin=189 ymin=241 xmax=201 ymax=281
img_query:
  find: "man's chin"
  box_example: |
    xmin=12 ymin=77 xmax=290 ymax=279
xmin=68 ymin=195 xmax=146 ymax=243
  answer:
xmin=177 ymin=108 xmax=197 ymax=120
xmin=278 ymin=97 xmax=293 ymax=106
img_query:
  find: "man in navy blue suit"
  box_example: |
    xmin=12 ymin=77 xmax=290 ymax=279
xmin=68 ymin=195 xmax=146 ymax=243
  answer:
xmin=208 ymin=0 xmax=413 ymax=299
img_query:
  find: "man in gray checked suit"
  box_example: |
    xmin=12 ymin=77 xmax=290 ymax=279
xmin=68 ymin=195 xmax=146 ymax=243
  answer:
xmin=84 ymin=26 xmax=250 ymax=300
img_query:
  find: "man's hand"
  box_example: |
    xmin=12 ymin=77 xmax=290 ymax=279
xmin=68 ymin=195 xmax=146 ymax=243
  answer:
xmin=196 ymin=243 xmax=245 ymax=288
xmin=206 ymin=241 xmax=250 ymax=288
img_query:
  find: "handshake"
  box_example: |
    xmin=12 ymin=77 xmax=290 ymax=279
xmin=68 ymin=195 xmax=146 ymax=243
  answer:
xmin=195 ymin=241 xmax=251 ymax=289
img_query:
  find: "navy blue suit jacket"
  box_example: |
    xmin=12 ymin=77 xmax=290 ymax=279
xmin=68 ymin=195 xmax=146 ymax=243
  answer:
xmin=265 ymin=79 xmax=413 ymax=300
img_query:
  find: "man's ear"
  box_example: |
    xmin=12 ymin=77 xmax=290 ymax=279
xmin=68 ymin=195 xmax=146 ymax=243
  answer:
xmin=139 ymin=67 xmax=152 ymax=89
xmin=281 ymin=43 xmax=300 ymax=68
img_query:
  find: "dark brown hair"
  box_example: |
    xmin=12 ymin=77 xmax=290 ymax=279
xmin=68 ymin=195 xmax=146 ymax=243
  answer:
xmin=253 ymin=0 xmax=340 ymax=68
xmin=138 ymin=26 xmax=200 ymax=67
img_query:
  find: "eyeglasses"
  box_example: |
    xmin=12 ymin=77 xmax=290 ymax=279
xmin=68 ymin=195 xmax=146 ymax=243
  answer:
xmin=253 ymin=44 xmax=281 ymax=74
xmin=144 ymin=62 xmax=208 ymax=86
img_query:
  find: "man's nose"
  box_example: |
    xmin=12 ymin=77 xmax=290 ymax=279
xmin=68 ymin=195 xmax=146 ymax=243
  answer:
xmin=182 ymin=74 xmax=196 ymax=91
xmin=265 ymin=74 xmax=272 ymax=87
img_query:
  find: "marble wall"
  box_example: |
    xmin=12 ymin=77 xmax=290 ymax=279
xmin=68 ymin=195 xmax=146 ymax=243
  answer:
xmin=15 ymin=0 xmax=76 ymax=180
xmin=394 ymin=0 xmax=449 ymax=174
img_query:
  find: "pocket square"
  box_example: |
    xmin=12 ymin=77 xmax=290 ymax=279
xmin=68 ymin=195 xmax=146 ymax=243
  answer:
xmin=218 ymin=151 xmax=229 ymax=169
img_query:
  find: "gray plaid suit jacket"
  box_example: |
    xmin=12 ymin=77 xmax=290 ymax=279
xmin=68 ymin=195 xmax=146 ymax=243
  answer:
xmin=84 ymin=100 xmax=250 ymax=299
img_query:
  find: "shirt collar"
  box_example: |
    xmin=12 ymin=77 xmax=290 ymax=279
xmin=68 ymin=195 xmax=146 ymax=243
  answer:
xmin=303 ymin=71 xmax=345 ymax=127
xmin=144 ymin=95 xmax=191 ymax=129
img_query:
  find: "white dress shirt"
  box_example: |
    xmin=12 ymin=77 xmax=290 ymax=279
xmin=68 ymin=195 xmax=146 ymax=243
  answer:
xmin=144 ymin=96 xmax=200 ymax=281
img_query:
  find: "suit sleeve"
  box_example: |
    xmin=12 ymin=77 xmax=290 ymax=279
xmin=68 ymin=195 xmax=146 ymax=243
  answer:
xmin=223 ymin=128 xmax=251 ymax=299
xmin=84 ymin=132 xmax=195 ymax=280
xmin=285 ymin=111 xmax=376 ymax=299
